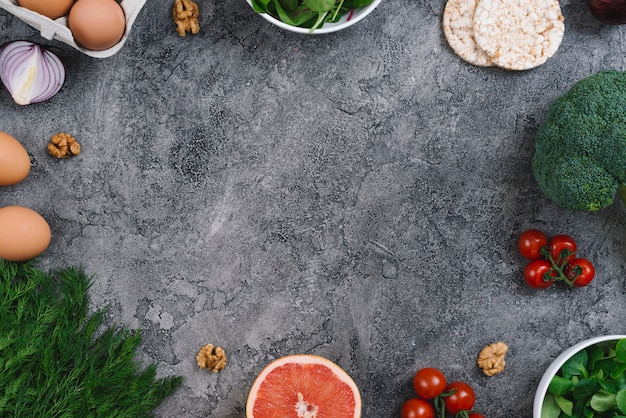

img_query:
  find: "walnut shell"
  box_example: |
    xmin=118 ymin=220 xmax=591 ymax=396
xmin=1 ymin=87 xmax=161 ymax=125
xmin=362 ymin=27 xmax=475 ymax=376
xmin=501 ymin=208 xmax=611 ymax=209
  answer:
xmin=196 ymin=343 xmax=227 ymax=372
xmin=477 ymin=341 xmax=508 ymax=376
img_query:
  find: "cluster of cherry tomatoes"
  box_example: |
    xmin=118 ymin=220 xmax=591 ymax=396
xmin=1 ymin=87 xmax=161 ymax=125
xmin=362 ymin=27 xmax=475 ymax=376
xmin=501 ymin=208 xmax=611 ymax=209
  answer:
xmin=400 ymin=367 xmax=483 ymax=418
xmin=517 ymin=229 xmax=595 ymax=289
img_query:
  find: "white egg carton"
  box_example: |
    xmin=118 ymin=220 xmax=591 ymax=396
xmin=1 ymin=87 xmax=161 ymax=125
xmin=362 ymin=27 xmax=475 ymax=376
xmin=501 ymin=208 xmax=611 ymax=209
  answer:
xmin=0 ymin=0 xmax=146 ymax=58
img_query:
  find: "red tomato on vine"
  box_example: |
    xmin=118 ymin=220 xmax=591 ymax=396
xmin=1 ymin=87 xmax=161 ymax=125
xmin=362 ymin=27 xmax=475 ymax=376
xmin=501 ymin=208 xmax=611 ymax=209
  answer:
xmin=523 ymin=259 xmax=555 ymax=289
xmin=413 ymin=368 xmax=446 ymax=400
xmin=400 ymin=398 xmax=435 ymax=418
xmin=443 ymin=381 xmax=476 ymax=415
xmin=549 ymin=235 xmax=577 ymax=266
xmin=566 ymin=258 xmax=595 ymax=287
xmin=518 ymin=229 xmax=548 ymax=260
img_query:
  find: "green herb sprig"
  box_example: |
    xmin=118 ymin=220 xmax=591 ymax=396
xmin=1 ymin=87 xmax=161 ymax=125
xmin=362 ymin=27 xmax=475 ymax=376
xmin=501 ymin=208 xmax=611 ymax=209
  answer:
xmin=0 ymin=259 xmax=182 ymax=417
xmin=543 ymin=339 xmax=626 ymax=418
xmin=250 ymin=0 xmax=375 ymax=32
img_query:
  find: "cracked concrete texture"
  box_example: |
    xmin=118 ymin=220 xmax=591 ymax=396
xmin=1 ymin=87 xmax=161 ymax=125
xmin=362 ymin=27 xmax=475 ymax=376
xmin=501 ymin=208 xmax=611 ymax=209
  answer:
xmin=1 ymin=0 xmax=626 ymax=416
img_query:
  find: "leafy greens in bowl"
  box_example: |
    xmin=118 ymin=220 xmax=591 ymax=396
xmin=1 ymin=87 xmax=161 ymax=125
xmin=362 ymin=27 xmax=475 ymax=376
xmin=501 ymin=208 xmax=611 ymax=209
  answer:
xmin=246 ymin=0 xmax=381 ymax=34
xmin=534 ymin=335 xmax=626 ymax=418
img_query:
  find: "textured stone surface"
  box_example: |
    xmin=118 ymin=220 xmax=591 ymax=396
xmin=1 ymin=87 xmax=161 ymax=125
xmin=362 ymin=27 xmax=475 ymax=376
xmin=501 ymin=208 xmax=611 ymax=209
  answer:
xmin=1 ymin=0 xmax=626 ymax=416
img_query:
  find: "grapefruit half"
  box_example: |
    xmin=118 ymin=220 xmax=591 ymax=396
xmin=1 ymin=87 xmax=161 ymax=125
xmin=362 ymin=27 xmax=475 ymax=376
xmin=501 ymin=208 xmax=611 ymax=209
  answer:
xmin=246 ymin=354 xmax=362 ymax=418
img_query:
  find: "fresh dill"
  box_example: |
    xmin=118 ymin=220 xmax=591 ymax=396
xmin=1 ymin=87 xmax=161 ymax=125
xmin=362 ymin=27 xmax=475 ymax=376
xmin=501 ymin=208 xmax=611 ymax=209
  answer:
xmin=0 ymin=260 xmax=182 ymax=417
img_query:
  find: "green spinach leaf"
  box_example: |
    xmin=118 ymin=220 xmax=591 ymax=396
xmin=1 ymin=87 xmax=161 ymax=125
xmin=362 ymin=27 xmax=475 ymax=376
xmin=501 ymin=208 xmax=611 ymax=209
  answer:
xmin=250 ymin=0 xmax=375 ymax=31
xmin=549 ymin=375 xmax=573 ymax=395
xmin=617 ymin=389 xmax=626 ymax=414
xmin=541 ymin=394 xmax=562 ymax=418
xmin=572 ymin=378 xmax=600 ymax=400
xmin=563 ymin=349 xmax=589 ymax=378
xmin=554 ymin=394 xmax=574 ymax=416
xmin=590 ymin=390 xmax=617 ymax=412
xmin=544 ymin=339 xmax=626 ymax=418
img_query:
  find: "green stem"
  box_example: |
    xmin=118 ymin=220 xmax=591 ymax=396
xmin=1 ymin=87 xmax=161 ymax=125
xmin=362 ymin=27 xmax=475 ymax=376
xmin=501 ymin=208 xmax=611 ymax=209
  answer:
xmin=331 ymin=0 xmax=345 ymax=20
xmin=549 ymin=256 xmax=571 ymax=286
xmin=540 ymin=248 xmax=576 ymax=286
xmin=433 ymin=395 xmax=446 ymax=418
xmin=618 ymin=184 xmax=626 ymax=207
xmin=308 ymin=11 xmax=328 ymax=33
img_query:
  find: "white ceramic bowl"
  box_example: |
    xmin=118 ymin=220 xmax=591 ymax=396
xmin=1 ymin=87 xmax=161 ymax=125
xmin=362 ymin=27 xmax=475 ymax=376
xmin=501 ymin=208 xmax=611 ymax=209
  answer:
xmin=533 ymin=335 xmax=626 ymax=418
xmin=245 ymin=0 xmax=381 ymax=34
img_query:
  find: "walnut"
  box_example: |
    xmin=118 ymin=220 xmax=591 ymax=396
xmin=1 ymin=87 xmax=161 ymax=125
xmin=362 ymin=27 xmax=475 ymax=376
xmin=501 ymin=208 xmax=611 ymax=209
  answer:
xmin=48 ymin=132 xmax=80 ymax=158
xmin=477 ymin=341 xmax=508 ymax=376
xmin=196 ymin=344 xmax=226 ymax=372
xmin=173 ymin=0 xmax=200 ymax=37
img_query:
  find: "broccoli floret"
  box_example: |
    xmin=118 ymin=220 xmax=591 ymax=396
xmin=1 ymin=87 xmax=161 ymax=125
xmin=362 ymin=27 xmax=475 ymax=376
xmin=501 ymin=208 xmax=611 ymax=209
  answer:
xmin=532 ymin=70 xmax=626 ymax=212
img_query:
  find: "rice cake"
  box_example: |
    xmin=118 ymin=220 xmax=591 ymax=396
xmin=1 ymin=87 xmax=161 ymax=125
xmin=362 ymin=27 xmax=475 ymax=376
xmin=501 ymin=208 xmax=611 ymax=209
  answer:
xmin=473 ymin=0 xmax=565 ymax=71
xmin=443 ymin=0 xmax=494 ymax=67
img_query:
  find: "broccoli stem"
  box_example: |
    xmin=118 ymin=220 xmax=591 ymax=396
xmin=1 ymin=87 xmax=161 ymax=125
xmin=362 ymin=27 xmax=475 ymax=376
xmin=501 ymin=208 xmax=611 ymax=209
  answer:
xmin=619 ymin=184 xmax=626 ymax=207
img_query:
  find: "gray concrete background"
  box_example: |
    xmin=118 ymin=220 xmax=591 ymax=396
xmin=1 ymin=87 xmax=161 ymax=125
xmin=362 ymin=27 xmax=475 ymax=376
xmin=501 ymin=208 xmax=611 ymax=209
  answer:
xmin=1 ymin=0 xmax=626 ymax=416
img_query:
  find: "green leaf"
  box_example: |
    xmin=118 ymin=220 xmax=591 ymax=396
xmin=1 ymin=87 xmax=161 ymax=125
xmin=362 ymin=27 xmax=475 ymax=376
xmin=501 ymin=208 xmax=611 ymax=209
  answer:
xmin=275 ymin=1 xmax=317 ymax=26
xmin=571 ymin=399 xmax=587 ymax=417
xmin=617 ymin=389 xmax=626 ymax=413
xmin=550 ymin=375 xmax=574 ymax=395
xmin=554 ymin=394 xmax=574 ymax=416
xmin=590 ymin=367 xmax=606 ymax=381
xmin=250 ymin=0 xmax=370 ymax=29
xmin=616 ymin=340 xmax=626 ymax=362
xmin=250 ymin=0 xmax=273 ymax=13
xmin=309 ymin=11 xmax=329 ymax=32
xmin=590 ymin=390 xmax=617 ymax=412
xmin=563 ymin=349 xmax=589 ymax=378
xmin=599 ymin=375 xmax=626 ymax=393
xmin=611 ymin=362 xmax=626 ymax=380
xmin=303 ymin=0 xmax=336 ymax=12
xmin=542 ymin=394 xmax=564 ymax=418
xmin=587 ymin=343 xmax=605 ymax=372
xmin=572 ymin=378 xmax=600 ymax=400
xmin=278 ymin=0 xmax=299 ymax=11
xmin=347 ymin=0 xmax=374 ymax=6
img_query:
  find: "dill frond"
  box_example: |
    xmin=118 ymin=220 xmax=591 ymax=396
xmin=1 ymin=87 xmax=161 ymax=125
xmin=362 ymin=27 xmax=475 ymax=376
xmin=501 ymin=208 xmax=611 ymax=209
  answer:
xmin=0 ymin=260 xmax=182 ymax=417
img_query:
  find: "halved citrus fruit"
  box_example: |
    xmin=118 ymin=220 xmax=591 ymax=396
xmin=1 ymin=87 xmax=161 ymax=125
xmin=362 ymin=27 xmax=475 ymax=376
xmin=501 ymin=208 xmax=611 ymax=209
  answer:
xmin=246 ymin=354 xmax=362 ymax=418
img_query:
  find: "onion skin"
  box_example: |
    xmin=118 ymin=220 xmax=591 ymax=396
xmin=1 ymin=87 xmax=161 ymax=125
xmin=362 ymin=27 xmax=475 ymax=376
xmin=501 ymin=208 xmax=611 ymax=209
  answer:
xmin=587 ymin=0 xmax=626 ymax=25
xmin=0 ymin=41 xmax=65 ymax=105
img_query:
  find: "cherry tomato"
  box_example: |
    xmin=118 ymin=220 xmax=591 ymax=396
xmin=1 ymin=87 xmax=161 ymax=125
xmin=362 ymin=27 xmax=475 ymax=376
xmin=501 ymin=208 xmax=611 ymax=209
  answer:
xmin=413 ymin=367 xmax=446 ymax=400
xmin=468 ymin=414 xmax=485 ymax=418
xmin=523 ymin=259 xmax=555 ymax=289
xmin=566 ymin=258 xmax=595 ymax=287
xmin=518 ymin=229 xmax=548 ymax=260
xmin=443 ymin=381 xmax=476 ymax=415
xmin=400 ymin=398 xmax=435 ymax=418
xmin=549 ymin=235 xmax=577 ymax=266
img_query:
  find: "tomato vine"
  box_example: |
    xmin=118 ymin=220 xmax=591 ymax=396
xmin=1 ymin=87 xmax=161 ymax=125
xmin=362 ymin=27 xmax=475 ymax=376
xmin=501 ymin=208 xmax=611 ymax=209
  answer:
xmin=517 ymin=229 xmax=595 ymax=289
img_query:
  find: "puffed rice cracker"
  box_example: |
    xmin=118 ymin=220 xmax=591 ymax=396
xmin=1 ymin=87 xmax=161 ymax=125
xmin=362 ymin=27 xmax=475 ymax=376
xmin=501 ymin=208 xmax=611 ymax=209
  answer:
xmin=473 ymin=0 xmax=565 ymax=71
xmin=443 ymin=0 xmax=494 ymax=67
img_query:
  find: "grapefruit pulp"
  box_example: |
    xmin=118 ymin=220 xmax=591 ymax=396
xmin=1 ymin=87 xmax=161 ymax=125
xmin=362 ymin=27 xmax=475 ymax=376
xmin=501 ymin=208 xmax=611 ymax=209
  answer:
xmin=246 ymin=354 xmax=362 ymax=418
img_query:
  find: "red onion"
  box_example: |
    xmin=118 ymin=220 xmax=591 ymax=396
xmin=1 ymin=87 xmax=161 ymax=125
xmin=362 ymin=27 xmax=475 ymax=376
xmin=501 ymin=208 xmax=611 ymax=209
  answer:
xmin=587 ymin=0 xmax=626 ymax=24
xmin=0 ymin=41 xmax=65 ymax=106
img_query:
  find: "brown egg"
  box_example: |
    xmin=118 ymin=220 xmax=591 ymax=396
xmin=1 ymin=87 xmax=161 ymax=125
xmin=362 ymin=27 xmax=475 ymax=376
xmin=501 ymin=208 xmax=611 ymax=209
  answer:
xmin=0 ymin=206 xmax=51 ymax=261
xmin=68 ymin=0 xmax=126 ymax=51
xmin=0 ymin=132 xmax=31 ymax=186
xmin=18 ymin=0 xmax=74 ymax=20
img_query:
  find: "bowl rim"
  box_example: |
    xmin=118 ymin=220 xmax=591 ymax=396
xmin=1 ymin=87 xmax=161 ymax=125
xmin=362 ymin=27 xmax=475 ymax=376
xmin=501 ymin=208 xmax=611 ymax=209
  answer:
xmin=245 ymin=0 xmax=382 ymax=34
xmin=533 ymin=334 xmax=626 ymax=418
